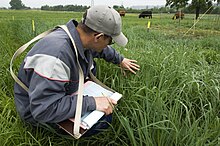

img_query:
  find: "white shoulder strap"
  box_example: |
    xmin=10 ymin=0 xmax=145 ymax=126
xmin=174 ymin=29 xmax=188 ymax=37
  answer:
xmin=57 ymin=25 xmax=84 ymax=139
xmin=10 ymin=28 xmax=55 ymax=92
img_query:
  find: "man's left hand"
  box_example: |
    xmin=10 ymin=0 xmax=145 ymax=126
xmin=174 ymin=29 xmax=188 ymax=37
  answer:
xmin=120 ymin=58 xmax=140 ymax=75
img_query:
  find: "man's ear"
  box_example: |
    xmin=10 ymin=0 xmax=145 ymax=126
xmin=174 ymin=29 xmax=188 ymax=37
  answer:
xmin=94 ymin=33 xmax=104 ymax=39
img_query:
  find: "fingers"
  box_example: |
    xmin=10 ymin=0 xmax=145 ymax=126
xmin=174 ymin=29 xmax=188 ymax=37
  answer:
xmin=129 ymin=63 xmax=140 ymax=71
xmin=94 ymin=97 xmax=117 ymax=115
xmin=126 ymin=62 xmax=140 ymax=74
xmin=105 ymin=97 xmax=117 ymax=115
xmin=126 ymin=66 xmax=136 ymax=74
xmin=103 ymin=103 xmax=113 ymax=115
xmin=108 ymin=97 xmax=117 ymax=105
xmin=121 ymin=58 xmax=140 ymax=74
xmin=130 ymin=62 xmax=140 ymax=68
xmin=129 ymin=61 xmax=140 ymax=70
xmin=128 ymin=59 xmax=137 ymax=63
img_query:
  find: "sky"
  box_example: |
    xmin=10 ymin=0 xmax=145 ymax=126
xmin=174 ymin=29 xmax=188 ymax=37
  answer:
xmin=1 ymin=0 xmax=166 ymax=8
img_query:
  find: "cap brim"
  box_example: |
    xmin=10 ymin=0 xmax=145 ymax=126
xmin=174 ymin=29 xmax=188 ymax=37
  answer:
xmin=112 ymin=32 xmax=128 ymax=47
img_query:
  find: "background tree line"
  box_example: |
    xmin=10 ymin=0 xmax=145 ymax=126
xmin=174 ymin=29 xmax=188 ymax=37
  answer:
xmin=41 ymin=5 xmax=89 ymax=12
xmin=9 ymin=0 xmax=30 ymax=9
xmin=166 ymin=0 xmax=220 ymax=19
xmin=5 ymin=0 xmax=220 ymax=15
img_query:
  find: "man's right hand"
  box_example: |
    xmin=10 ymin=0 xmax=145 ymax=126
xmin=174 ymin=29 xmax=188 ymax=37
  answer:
xmin=94 ymin=96 xmax=117 ymax=115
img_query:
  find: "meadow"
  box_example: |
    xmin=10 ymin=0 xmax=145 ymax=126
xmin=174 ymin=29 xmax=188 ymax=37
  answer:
xmin=0 ymin=10 xmax=219 ymax=146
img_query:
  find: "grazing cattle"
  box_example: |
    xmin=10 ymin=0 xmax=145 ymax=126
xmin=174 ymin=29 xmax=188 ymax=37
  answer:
xmin=119 ymin=10 xmax=126 ymax=17
xmin=139 ymin=11 xmax=152 ymax=19
xmin=172 ymin=11 xmax=184 ymax=19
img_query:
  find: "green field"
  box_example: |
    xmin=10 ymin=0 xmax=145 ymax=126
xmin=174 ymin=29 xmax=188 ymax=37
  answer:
xmin=0 ymin=10 xmax=220 ymax=146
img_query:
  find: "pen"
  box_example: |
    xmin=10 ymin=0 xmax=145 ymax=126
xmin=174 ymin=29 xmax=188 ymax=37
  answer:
xmin=101 ymin=92 xmax=118 ymax=111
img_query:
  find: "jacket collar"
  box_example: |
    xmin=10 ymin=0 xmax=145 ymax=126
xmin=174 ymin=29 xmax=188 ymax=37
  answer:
xmin=66 ymin=19 xmax=87 ymax=61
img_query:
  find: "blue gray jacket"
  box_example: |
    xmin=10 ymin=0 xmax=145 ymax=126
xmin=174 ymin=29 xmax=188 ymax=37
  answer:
xmin=14 ymin=20 xmax=124 ymax=124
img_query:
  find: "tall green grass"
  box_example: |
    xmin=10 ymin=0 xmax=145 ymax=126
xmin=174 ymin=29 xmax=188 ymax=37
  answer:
xmin=0 ymin=10 xmax=219 ymax=145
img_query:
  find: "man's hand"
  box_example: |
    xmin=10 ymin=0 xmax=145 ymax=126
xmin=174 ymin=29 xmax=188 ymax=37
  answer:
xmin=120 ymin=58 xmax=140 ymax=74
xmin=94 ymin=97 xmax=117 ymax=115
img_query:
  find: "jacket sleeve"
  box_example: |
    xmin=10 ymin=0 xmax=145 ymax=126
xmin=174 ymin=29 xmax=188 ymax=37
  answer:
xmin=27 ymin=72 xmax=96 ymax=123
xmin=91 ymin=46 xmax=124 ymax=64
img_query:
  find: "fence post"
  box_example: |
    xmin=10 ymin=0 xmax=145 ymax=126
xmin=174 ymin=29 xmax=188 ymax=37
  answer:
xmin=31 ymin=20 xmax=36 ymax=36
xmin=147 ymin=21 xmax=151 ymax=32
xmin=32 ymin=20 xmax=35 ymax=32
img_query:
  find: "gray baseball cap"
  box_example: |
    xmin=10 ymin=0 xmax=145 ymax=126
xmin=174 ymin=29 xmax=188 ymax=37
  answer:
xmin=83 ymin=5 xmax=128 ymax=47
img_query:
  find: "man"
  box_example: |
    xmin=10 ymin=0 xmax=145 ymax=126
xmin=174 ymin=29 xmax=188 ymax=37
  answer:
xmin=14 ymin=5 xmax=140 ymax=136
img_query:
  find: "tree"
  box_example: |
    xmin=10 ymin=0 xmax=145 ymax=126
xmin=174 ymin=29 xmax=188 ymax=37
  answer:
xmin=166 ymin=0 xmax=220 ymax=19
xmin=9 ymin=0 xmax=25 ymax=10
xmin=166 ymin=0 xmax=188 ymax=10
xmin=190 ymin=0 xmax=213 ymax=19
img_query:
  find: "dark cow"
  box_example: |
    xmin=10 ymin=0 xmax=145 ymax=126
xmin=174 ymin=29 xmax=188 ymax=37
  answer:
xmin=172 ymin=11 xmax=184 ymax=19
xmin=139 ymin=11 xmax=152 ymax=19
xmin=119 ymin=10 xmax=126 ymax=17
